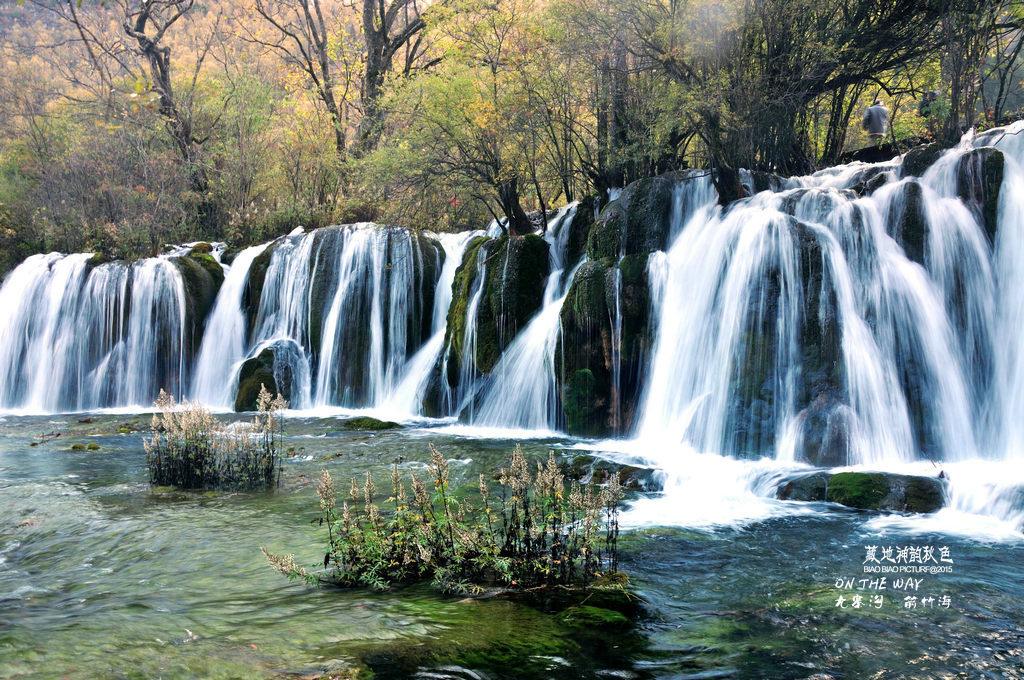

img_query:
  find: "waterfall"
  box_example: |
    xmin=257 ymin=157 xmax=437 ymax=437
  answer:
xmin=0 ymin=254 xmax=186 ymax=412
xmin=472 ymin=206 xmax=582 ymax=431
xmin=191 ymin=244 xmax=268 ymax=408
xmin=380 ymin=231 xmax=481 ymax=416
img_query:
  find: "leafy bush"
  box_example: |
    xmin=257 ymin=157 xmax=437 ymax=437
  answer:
xmin=264 ymin=444 xmax=623 ymax=594
xmin=145 ymin=386 xmax=287 ymax=490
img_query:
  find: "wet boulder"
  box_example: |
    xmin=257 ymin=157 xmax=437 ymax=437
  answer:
xmin=777 ymin=472 xmax=831 ymax=501
xmin=444 ymin=234 xmax=549 ymax=385
xmin=588 ymin=174 xmax=676 ymax=261
xmin=825 ymin=471 xmax=947 ymax=513
xmin=243 ymin=242 xmax=276 ymax=336
xmin=171 ymin=251 xmax=225 ymax=356
xmin=234 ymin=341 xmax=300 ymax=411
xmin=956 ymin=146 xmax=1004 ymax=245
xmin=888 ymin=180 xmax=927 ymax=265
xmin=901 ymin=142 xmax=944 ymax=178
xmin=562 ymin=454 xmax=659 ymax=492
xmin=557 ymin=261 xmax=612 ymax=436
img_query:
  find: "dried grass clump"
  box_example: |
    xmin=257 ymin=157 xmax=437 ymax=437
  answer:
xmin=145 ymin=385 xmax=287 ymax=490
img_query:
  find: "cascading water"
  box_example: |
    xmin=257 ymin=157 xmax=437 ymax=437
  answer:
xmin=191 ymin=244 xmax=268 ymax=408
xmin=471 ymin=206 xmax=582 ymax=432
xmin=0 ymin=254 xmax=187 ymax=412
xmin=380 ymin=231 xmax=481 ymax=416
xmin=624 ymin=122 xmax=1024 ymax=532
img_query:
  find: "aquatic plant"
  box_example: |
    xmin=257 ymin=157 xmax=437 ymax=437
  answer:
xmin=264 ymin=444 xmax=623 ymax=594
xmin=145 ymin=385 xmax=287 ymax=490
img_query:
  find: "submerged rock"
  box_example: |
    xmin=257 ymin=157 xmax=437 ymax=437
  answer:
xmin=562 ymin=454 xmax=658 ymax=492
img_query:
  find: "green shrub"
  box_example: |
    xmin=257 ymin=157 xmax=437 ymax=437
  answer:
xmin=264 ymin=445 xmax=623 ymax=594
xmin=145 ymin=386 xmax=287 ymax=490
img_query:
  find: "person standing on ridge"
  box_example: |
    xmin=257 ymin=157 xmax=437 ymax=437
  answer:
xmin=863 ymin=98 xmax=890 ymax=143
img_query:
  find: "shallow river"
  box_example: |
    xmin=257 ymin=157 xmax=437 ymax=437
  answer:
xmin=1 ymin=414 xmax=1022 ymax=679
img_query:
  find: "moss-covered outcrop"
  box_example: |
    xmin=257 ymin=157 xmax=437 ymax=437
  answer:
xmin=243 ymin=242 xmax=276 ymax=338
xmin=171 ymin=251 xmax=225 ymax=357
xmin=557 ymin=261 xmax=613 ymax=436
xmin=825 ymin=471 xmax=946 ymax=513
xmin=559 ymin=230 xmax=657 ymax=436
xmin=443 ymin=233 xmax=549 ymax=390
xmin=588 ymin=174 xmax=677 ymax=261
xmin=956 ymin=146 xmax=1004 ymax=245
xmin=485 ymin=233 xmax=550 ymax=353
xmin=901 ymin=142 xmax=945 ymax=178
xmin=234 ymin=343 xmax=297 ymax=411
xmin=777 ymin=470 xmax=947 ymax=513
xmin=339 ymin=416 xmax=402 ymax=431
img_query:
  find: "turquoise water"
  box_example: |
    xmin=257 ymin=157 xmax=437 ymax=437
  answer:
xmin=1 ymin=414 xmax=1022 ymax=679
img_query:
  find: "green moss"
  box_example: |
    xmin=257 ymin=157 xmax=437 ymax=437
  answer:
xmin=826 ymin=472 xmax=889 ymax=509
xmin=340 ymin=416 xmax=402 ymax=431
xmin=172 ymin=254 xmax=225 ymax=355
xmin=564 ymin=369 xmax=605 ymax=437
xmin=245 ymin=243 xmax=276 ymax=333
xmin=444 ymin=235 xmax=492 ymax=385
xmin=190 ymin=241 xmax=213 ymax=254
xmin=86 ymin=442 xmax=100 ymax=451
xmin=70 ymin=442 xmax=86 ymax=451
xmin=903 ymin=475 xmax=946 ymax=513
xmin=556 ymin=605 xmax=630 ymax=630
xmin=87 ymin=252 xmax=112 ymax=268
xmin=234 ymin=347 xmax=280 ymax=412
xmin=587 ymin=201 xmax=624 ymax=261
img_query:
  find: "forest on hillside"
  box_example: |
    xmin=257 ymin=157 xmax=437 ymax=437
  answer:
xmin=0 ymin=0 xmax=1022 ymax=273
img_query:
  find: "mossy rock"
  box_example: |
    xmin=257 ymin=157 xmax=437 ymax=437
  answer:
xmin=86 ymin=442 xmax=100 ymax=451
xmin=956 ymin=146 xmax=1004 ymax=245
xmin=483 ymin=233 xmax=550 ymax=359
xmin=901 ymin=142 xmax=944 ymax=178
xmin=444 ymin=233 xmax=549 ymax=385
xmin=87 ymin=252 xmax=113 ymax=269
xmin=777 ymin=472 xmax=830 ymax=501
xmin=825 ymin=471 xmax=946 ymax=513
xmin=557 ymin=261 xmax=612 ymax=437
xmin=244 ymin=243 xmax=277 ymax=338
xmin=556 ymin=605 xmax=630 ymax=630
xmin=171 ymin=253 xmax=225 ymax=356
xmin=587 ymin=174 xmax=676 ymax=261
xmin=443 ymin=235 xmax=492 ymax=387
xmin=826 ymin=472 xmax=888 ymax=509
xmin=565 ymin=196 xmax=596 ymax=268
xmin=190 ymin=242 xmax=213 ymax=254
xmin=70 ymin=442 xmax=86 ymax=451
xmin=234 ymin=345 xmax=293 ymax=411
xmin=340 ymin=416 xmax=402 ymax=431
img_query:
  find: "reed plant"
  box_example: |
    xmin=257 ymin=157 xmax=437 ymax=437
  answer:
xmin=264 ymin=444 xmax=622 ymax=594
xmin=145 ymin=385 xmax=287 ymax=490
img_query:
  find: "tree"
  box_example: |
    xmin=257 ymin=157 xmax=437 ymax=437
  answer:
xmin=245 ymin=0 xmax=359 ymax=157
xmin=27 ymin=0 xmax=215 ymax=194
